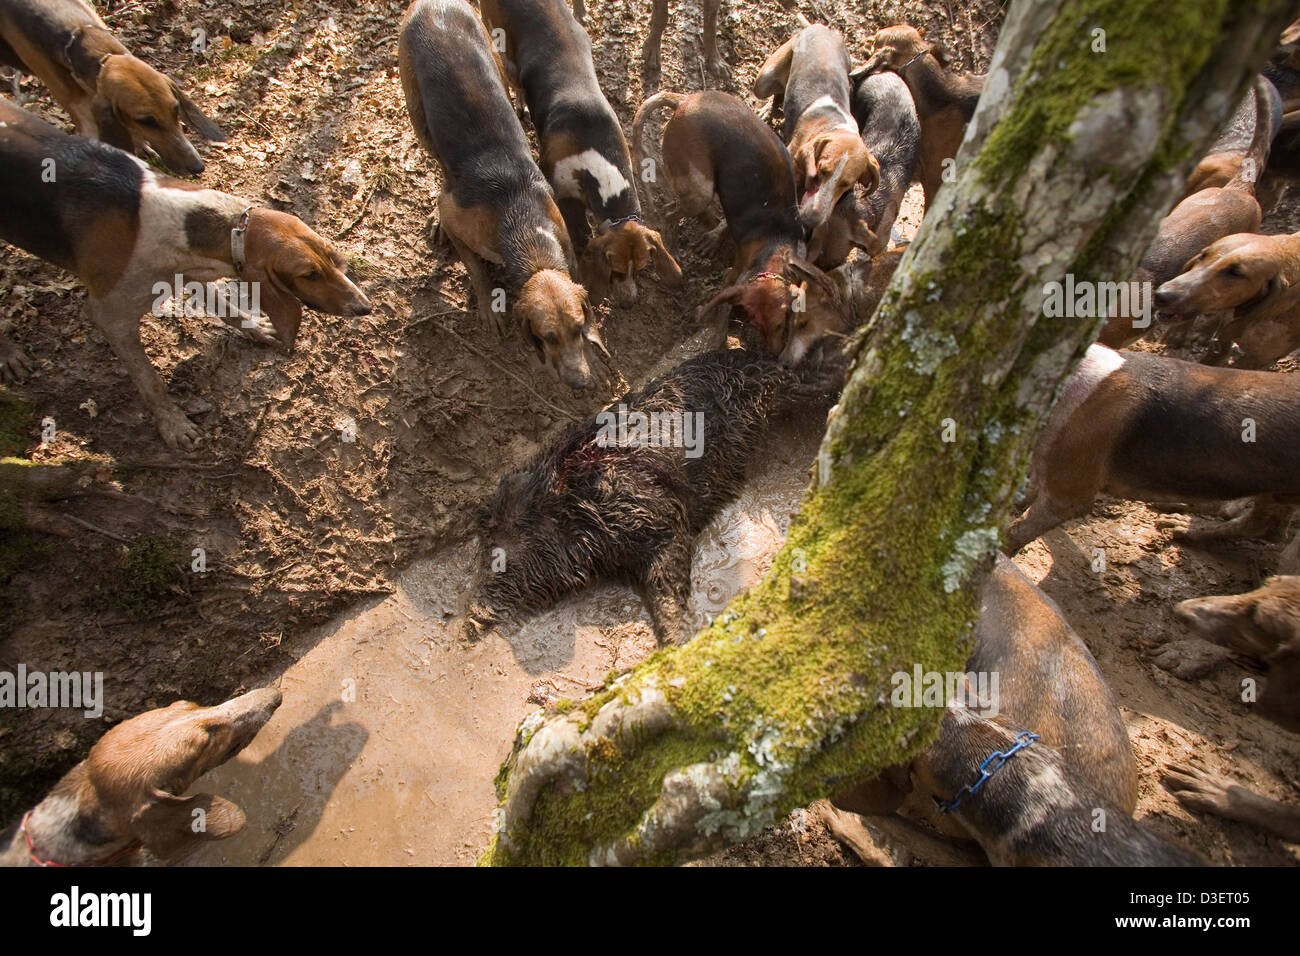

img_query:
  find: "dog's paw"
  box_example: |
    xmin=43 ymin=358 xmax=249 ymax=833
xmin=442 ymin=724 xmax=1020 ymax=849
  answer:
xmin=1156 ymin=513 xmax=1193 ymax=536
xmin=1148 ymin=639 xmax=1234 ymax=680
xmin=239 ymin=312 xmax=280 ymax=346
xmin=692 ymin=223 xmax=728 ymax=258
xmin=0 ymin=338 xmax=34 ymax=384
xmin=156 ymin=408 xmax=203 ymax=451
xmin=483 ymin=306 xmax=509 ymax=340
xmin=1163 ymin=764 xmax=1240 ymax=816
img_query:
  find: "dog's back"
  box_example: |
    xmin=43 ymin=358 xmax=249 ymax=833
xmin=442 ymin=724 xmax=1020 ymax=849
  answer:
xmin=969 ymin=556 xmax=1138 ymax=812
xmin=0 ymin=0 xmax=105 ymax=75
xmin=851 ymin=70 xmax=920 ymax=238
xmin=781 ymin=25 xmax=853 ymax=138
xmin=485 ymin=0 xmax=634 ymax=190
xmin=398 ymin=0 xmax=543 ymax=200
xmin=0 ymin=98 xmax=144 ymax=278
xmin=665 ymin=91 xmax=800 ymax=243
xmin=1102 ymin=353 xmax=1300 ymax=501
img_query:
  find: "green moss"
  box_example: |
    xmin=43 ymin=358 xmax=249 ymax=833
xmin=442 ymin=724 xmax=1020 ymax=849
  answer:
xmin=975 ymin=0 xmax=1229 ymax=188
xmin=483 ymin=0 xmax=1300 ymax=866
xmin=103 ymin=534 xmax=190 ymax=617
xmin=0 ymin=394 xmax=46 ymax=629
xmin=0 ymin=390 xmax=31 ymax=458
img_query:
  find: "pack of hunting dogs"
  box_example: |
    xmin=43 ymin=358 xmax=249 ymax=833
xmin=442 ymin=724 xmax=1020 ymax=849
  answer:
xmin=1 ymin=0 xmax=1299 ymax=867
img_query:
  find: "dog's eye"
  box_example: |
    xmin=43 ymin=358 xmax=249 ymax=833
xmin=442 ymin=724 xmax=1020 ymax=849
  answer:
xmin=303 ymin=271 xmax=321 ymax=282
xmin=1223 ymin=264 xmax=1247 ymax=278
xmin=544 ymin=332 xmax=559 ymax=345
xmin=136 ymin=116 xmax=160 ymax=128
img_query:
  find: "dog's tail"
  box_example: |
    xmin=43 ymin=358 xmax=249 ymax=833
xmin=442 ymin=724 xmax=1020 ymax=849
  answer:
xmin=631 ymin=91 xmax=687 ymax=174
xmin=1229 ymin=76 xmax=1281 ymax=192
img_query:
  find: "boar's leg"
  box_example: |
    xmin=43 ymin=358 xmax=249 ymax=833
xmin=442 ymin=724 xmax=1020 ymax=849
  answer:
xmin=638 ymin=536 xmax=695 ymax=645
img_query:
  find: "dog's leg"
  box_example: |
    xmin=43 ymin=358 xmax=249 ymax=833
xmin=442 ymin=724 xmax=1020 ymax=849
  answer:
xmin=557 ymin=196 xmax=592 ymax=258
xmin=639 ymin=533 xmax=694 ymax=646
xmin=1162 ymin=494 xmax=1294 ymax=542
xmin=438 ymin=196 xmax=507 ymax=337
xmin=0 ymin=334 xmax=34 ymax=384
xmin=448 ymin=234 xmax=504 ymax=338
xmin=642 ymin=0 xmax=668 ymax=92
xmin=86 ymin=295 xmax=202 ymax=450
xmin=1165 ymin=765 xmax=1300 ymax=843
xmin=663 ymin=159 xmax=723 ymax=256
xmin=693 ymin=220 xmax=729 ymax=257
xmin=702 ymin=0 xmax=725 ymax=79
xmin=1003 ymin=498 xmax=1072 ymax=554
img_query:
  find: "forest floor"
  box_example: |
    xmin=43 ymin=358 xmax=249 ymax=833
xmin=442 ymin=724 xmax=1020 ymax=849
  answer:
xmin=0 ymin=0 xmax=1295 ymax=866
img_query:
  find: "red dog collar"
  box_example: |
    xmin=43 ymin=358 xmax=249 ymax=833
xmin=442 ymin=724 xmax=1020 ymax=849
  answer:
xmin=22 ymin=812 xmax=143 ymax=867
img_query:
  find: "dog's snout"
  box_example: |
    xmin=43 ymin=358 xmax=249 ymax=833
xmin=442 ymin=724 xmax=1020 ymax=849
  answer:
xmin=1153 ymin=287 xmax=1176 ymax=308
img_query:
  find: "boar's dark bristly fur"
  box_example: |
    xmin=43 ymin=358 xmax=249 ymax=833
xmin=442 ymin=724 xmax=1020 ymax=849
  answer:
xmin=463 ymin=347 xmax=841 ymax=645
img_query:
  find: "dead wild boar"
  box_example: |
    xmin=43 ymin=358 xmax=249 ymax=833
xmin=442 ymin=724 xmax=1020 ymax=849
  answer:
xmin=462 ymin=347 xmax=841 ymax=645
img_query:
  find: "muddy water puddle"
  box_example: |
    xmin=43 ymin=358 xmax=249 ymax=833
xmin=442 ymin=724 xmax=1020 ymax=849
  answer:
xmin=186 ymin=409 xmax=824 ymax=865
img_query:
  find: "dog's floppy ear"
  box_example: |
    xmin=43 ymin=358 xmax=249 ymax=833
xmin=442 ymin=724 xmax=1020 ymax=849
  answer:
xmin=927 ymin=36 xmax=952 ymax=68
xmin=646 ymin=229 xmax=683 ymax=286
xmin=858 ymin=151 xmax=882 ymax=194
xmin=93 ymin=97 xmax=136 ymax=153
xmin=242 ymin=212 xmax=304 ymax=349
xmin=171 ymin=81 xmax=228 ymax=141
xmin=130 ymin=790 xmax=245 ymax=859
xmin=848 ymin=215 xmax=886 ymax=257
xmin=789 ymin=257 xmax=841 ymax=303
xmin=1240 ymin=272 xmax=1293 ymax=320
xmin=521 ymin=316 xmax=548 ymax=364
xmin=583 ymin=307 xmax=611 ymax=361
xmin=702 ymin=283 xmax=747 ymax=315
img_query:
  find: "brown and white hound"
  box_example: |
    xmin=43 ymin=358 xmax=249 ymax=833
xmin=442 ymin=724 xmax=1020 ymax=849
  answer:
xmin=632 ymin=89 xmax=843 ymax=359
xmin=1 ymin=688 xmax=282 ymax=867
xmin=855 ymin=24 xmax=983 ymax=211
xmin=753 ymin=24 xmax=880 ymax=244
xmin=0 ymin=98 xmax=371 ymax=450
xmin=399 ymin=0 xmax=605 ymax=391
xmin=479 ymin=0 xmax=681 ymax=307
xmin=0 ymin=0 xmax=226 ymax=175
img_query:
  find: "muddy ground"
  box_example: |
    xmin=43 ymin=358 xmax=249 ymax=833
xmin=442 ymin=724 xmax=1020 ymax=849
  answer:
xmin=1 ymin=0 xmax=1297 ymax=866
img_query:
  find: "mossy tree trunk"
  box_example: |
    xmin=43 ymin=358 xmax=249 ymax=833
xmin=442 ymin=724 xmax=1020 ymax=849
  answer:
xmin=484 ymin=0 xmax=1300 ymax=865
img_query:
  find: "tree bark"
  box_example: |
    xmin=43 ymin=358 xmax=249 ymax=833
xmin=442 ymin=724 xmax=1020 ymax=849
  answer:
xmin=483 ymin=0 xmax=1300 ymax=866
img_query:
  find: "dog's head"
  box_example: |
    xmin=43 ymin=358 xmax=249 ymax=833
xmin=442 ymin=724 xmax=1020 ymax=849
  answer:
xmin=857 ymin=24 xmax=930 ymax=77
xmin=241 ymin=209 xmax=372 ymax=349
xmin=517 ymin=269 xmax=607 ymax=390
xmin=781 ymin=258 xmax=847 ymax=365
xmin=1153 ymin=234 xmax=1283 ymax=320
xmin=1175 ymin=577 xmax=1300 ymax=733
xmin=794 ymin=131 xmax=880 ymax=231
xmin=83 ymin=687 xmax=282 ymax=859
xmin=808 ymin=190 xmax=886 ymax=269
xmin=703 ymin=272 xmax=798 ymax=353
xmin=96 ymin=55 xmax=227 ymax=176
xmin=583 ymin=220 xmax=682 ymax=306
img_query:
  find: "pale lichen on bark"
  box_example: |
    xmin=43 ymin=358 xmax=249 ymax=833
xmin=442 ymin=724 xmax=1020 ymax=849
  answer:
xmin=483 ymin=0 xmax=1300 ymax=866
